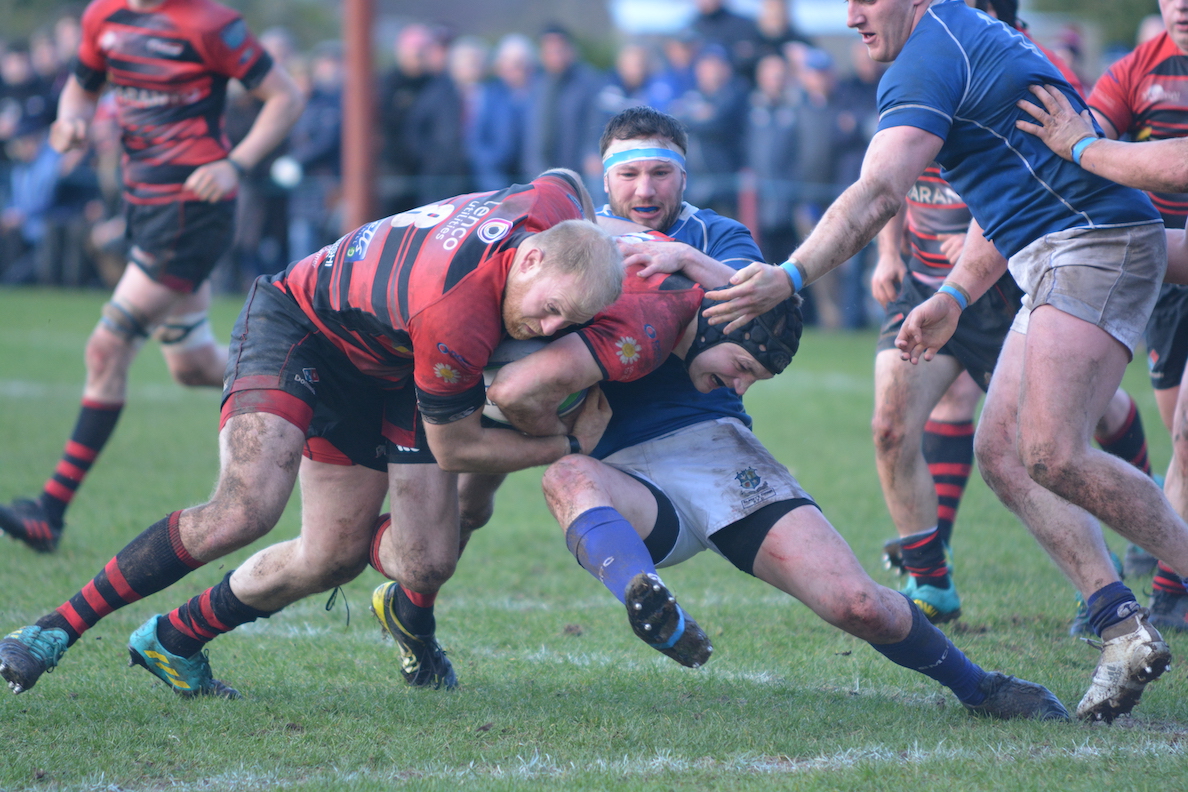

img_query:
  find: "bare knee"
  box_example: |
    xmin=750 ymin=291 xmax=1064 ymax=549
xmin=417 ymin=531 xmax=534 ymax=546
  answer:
xmin=826 ymin=584 xmax=899 ymax=642
xmin=1019 ymin=434 xmax=1079 ymax=498
xmin=541 ymin=454 xmax=604 ymax=524
xmin=870 ymin=408 xmax=910 ymax=462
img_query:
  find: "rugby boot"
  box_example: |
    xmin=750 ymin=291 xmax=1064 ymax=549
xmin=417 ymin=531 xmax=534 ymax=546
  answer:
xmin=902 ymin=576 xmax=961 ymax=624
xmin=1122 ymin=543 xmax=1158 ymax=579
xmin=0 ymin=626 xmax=69 ymax=694
xmin=370 ymin=582 xmax=458 ymax=690
xmin=963 ymin=672 xmax=1069 ymax=721
xmin=1076 ymin=608 xmax=1170 ymax=723
xmin=625 ymin=572 xmax=713 ymax=668
xmin=1148 ymin=589 xmax=1188 ymax=634
xmin=0 ymin=498 xmax=62 ymax=553
xmin=127 ymin=616 xmax=240 ymax=698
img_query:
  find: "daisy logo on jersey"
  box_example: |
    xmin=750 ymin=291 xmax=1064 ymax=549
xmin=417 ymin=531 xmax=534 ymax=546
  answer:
xmin=433 ymin=363 xmax=460 ymax=384
xmin=616 ymin=337 xmax=641 ymax=364
xmin=478 ymin=219 xmax=513 ymax=245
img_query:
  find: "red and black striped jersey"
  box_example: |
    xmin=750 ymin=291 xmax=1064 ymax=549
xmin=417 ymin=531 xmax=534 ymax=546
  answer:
xmin=905 ymin=165 xmax=971 ymax=288
xmin=1090 ymin=33 xmax=1188 ymax=228
xmin=578 ymin=261 xmax=704 ymax=384
xmin=74 ymin=0 xmax=272 ymax=205
xmin=276 ymin=174 xmax=587 ymax=424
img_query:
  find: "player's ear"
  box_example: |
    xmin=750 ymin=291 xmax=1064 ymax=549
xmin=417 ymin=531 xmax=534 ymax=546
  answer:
xmin=518 ymin=243 xmax=544 ymax=275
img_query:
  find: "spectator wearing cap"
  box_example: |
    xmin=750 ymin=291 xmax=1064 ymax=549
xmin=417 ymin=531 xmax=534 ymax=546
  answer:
xmin=1 ymin=109 xmax=63 ymax=283
xmin=470 ymin=35 xmax=537 ymax=192
xmin=672 ymin=42 xmax=750 ymax=218
xmin=692 ymin=0 xmax=764 ymax=81
xmin=524 ymin=24 xmax=605 ymax=178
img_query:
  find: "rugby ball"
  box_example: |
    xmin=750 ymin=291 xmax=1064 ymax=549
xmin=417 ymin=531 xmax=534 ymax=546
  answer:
xmin=482 ymin=338 xmax=588 ymax=427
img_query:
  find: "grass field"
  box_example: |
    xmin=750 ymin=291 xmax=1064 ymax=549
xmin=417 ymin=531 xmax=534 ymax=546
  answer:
xmin=1 ymin=287 xmax=1186 ymax=791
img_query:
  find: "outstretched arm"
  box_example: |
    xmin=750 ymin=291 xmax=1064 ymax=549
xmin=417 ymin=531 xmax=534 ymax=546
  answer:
xmin=704 ymin=124 xmax=943 ymax=332
xmin=1017 ymin=84 xmax=1188 ymax=192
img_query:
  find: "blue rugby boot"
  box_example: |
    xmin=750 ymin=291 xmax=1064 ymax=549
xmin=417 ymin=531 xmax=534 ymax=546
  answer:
xmin=964 ymin=672 xmax=1070 ymax=721
xmin=625 ymin=572 xmax=713 ymax=668
xmin=370 ymin=582 xmax=458 ymax=690
xmin=128 ymin=616 xmax=240 ymax=698
xmin=0 ymin=625 xmax=69 ymax=694
xmin=903 ymin=576 xmax=962 ymax=624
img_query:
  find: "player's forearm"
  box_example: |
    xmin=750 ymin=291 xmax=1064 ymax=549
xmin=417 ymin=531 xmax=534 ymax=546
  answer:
xmin=875 ymin=200 xmax=907 ymax=261
xmin=232 ymin=69 xmax=305 ymax=169
xmin=792 ymin=175 xmax=902 ymax=287
xmin=1167 ymin=229 xmax=1188 ymax=286
xmin=937 ymin=220 xmax=1006 ymax=307
xmin=57 ymin=77 xmax=98 ymax=124
xmin=675 ymin=247 xmax=738 ymax=287
xmin=492 ymin=389 xmax=571 ymax=437
xmin=432 ymin=430 xmax=572 ymax=474
xmin=1078 ymin=137 xmax=1188 ymax=193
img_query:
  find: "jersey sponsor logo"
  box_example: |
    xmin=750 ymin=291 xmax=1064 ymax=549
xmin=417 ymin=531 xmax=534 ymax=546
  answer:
xmin=220 ymin=19 xmax=248 ymax=50
xmin=436 ymin=343 xmax=472 ymax=368
xmin=477 ymin=218 xmax=512 ymax=244
xmin=433 ymin=198 xmax=499 ymax=251
xmin=343 ymin=221 xmax=380 ymax=262
xmin=908 ymin=181 xmax=962 ymax=206
xmin=643 ymin=324 xmax=658 ymax=339
xmin=322 ymin=236 xmax=344 ymax=267
xmin=302 ymin=367 xmax=320 ymax=383
xmin=433 ymin=362 xmax=461 ymax=384
xmin=145 ymin=38 xmax=184 ymax=57
xmin=1145 ymin=83 xmax=1182 ymax=105
xmin=293 ymin=373 xmax=316 ymax=394
xmin=392 ymin=203 xmax=456 ymax=229
xmin=734 ymin=467 xmax=761 ymax=490
xmin=111 ymin=84 xmax=201 ymax=109
xmin=615 ymin=336 xmax=641 ymax=364
xmin=395 ymin=444 xmax=420 ymax=453
xmin=1149 ymin=348 xmax=1160 ymax=372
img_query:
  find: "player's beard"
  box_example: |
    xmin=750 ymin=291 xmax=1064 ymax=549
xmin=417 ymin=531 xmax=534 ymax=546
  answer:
xmin=611 ymin=197 xmax=682 ymax=233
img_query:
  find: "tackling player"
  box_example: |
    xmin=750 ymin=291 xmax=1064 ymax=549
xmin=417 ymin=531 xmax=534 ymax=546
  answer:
xmin=0 ymin=171 xmax=623 ymax=697
xmin=0 ymin=0 xmax=304 ymax=553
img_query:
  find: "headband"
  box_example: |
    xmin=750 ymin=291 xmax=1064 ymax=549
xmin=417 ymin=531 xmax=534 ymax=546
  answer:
xmin=602 ymin=146 xmax=687 ymax=173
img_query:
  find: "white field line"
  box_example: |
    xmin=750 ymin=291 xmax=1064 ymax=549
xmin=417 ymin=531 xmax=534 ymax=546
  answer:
xmin=55 ymin=739 xmax=1188 ymax=791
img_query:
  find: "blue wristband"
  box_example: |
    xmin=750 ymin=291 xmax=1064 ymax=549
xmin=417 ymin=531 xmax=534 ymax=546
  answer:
xmin=937 ymin=283 xmax=968 ymax=311
xmin=1071 ymin=136 xmax=1096 ymax=167
xmin=780 ymin=260 xmax=804 ymax=292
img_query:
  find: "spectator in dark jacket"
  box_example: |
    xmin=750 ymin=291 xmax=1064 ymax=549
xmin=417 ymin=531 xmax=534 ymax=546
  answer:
xmin=746 ymin=53 xmax=799 ymax=265
xmin=692 ymin=0 xmax=764 ymax=80
xmin=378 ymin=24 xmax=435 ymax=214
xmin=524 ymin=24 xmax=604 ymax=179
xmin=287 ymin=42 xmax=343 ymax=259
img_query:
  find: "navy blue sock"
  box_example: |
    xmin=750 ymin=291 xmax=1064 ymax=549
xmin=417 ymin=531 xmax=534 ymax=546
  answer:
xmin=870 ymin=596 xmax=987 ymax=705
xmin=1087 ymin=581 xmax=1140 ymax=637
xmin=565 ymin=506 xmax=656 ymax=604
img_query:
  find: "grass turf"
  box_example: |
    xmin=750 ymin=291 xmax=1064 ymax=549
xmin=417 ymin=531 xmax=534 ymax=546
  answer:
xmin=0 ymin=287 xmax=1186 ymax=791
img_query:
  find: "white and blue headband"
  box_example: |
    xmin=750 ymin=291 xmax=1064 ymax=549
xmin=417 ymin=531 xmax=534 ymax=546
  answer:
xmin=602 ymin=146 xmax=687 ymax=173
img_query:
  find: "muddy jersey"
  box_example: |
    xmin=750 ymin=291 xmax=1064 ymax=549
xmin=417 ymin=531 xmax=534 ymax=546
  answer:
xmin=578 ymin=260 xmax=704 ymax=383
xmin=274 ymin=174 xmax=587 ymax=424
xmin=74 ymin=0 xmax=273 ymax=205
xmin=1090 ymin=32 xmax=1188 ymax=228
xmin=905 ymin=165 xmax=972 ymax=289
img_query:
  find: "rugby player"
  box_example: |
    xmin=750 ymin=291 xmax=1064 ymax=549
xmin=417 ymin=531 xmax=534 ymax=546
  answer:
xmin=0 ymin=171 xmax=623 ymax=697
xmin=705 ymin=0 xmax=1188 ymax=723
xmin=0 ymin=0 xmax=304 ymax=552
xmin=1016 ymin=0 xmax=1188 ymax=631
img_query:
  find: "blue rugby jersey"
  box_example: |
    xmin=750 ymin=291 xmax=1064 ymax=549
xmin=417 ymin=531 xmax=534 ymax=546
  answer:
xmin=876 ymin=0 xmax=1159 ymax=259
xmin=591 ymin=203 xmax=762 ymax=458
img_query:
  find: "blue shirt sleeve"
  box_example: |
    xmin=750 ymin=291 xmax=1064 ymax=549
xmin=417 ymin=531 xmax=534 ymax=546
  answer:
xmin=876 ymin=19 xmax=967 ymax=141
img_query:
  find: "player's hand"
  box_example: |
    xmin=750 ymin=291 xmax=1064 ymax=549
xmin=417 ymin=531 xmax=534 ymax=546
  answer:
xmin=895 ymin=293 xmax=962 ymax=364
xmin=939 ymin=232 xmax=966 ymax=265
xmin=1015 ymin=84 xmax=1096 ymax=161
xmin=870 ymin=254 xmax=905 ymax=308
xmin=619 ymin=239 xmax=685 ymax=277
xmin=49 ymin=117 xmax=88 ymax=153
xmin=570 ymin=385 xmax=611 ymax=454
xmin=185 ymin=159 xmax=240 ymax=203
xmin=703 ymin=262 xmax=793 ymax=334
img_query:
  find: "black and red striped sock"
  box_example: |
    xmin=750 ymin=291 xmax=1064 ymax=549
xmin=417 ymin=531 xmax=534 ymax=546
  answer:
xmin=1095 ymin=395 xmax=1152 ymax=476
xmin=34 ymin=511 xmax=202 ymax=645
xmin=368 ymin=514 xmax=437 ymax=635
xmin=922 ymin=419 xmax=974 ymax=548
xmin=39 ymin=399 xmax=124 ymax=525
xmin=1153 ymin=561 xmax=1188 ymax=595
xmin=156 ymin=571 xmax=275 ymax=658
xmin=901 ymin=527 xmax=951 ymax=589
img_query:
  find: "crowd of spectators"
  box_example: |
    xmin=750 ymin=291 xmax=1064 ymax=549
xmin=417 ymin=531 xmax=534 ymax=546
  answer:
xmin=0 ymin=0 xmax=1117 ymax=329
